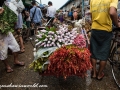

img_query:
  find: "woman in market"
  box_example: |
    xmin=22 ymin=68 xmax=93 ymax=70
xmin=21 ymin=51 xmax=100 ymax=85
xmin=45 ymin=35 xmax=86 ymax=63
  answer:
xmin=58 ymin=10 xmax=64 ymax=23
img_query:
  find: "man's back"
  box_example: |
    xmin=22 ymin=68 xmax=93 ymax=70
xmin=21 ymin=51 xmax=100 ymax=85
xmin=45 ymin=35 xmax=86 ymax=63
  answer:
xmin=47 ymin=6 xmax=56 ymax=17
xmin=30 ymin=6 xmax=43 ymax=23
xmin=90 ymin=0 xmax=118 ymax=32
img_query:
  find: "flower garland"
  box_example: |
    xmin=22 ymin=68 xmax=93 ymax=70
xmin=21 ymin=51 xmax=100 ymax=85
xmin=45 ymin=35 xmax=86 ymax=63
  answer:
xmin=73 ymin=34 xmax=86 ymax=48
xmin=35 ymin=25 xmax=78 ymax=48
xmin=44 ymin=45 xmax=92 ymax=79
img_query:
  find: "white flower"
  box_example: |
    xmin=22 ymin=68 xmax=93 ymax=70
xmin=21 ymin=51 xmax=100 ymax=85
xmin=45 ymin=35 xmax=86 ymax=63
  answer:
xmin=70 ymin=40 xmax=73 ymax=43
xmin=64 ymin=38 xmax=68 ymax=41
xmin=56 ymin=43 xmax=61 ymax=48
xmin=58 ymin=39 xmax=62 ymax=42
xmin=44 ymin=44 xmax=47 ymax=47
xmin=57 ymin=36 xmax=61 ymax=39
xmin=47 ymin=44 xmax=49 ymax=47
xmin=35 ymin=39 xmax=39 ymax=42
xmin=53 ymin=44 xmax=56 ymax=47
xmin=37 ymin=31 xmax=40 ymax=34
xmin=52 ymin=39 xmax=56 ymax=42
xmin=44 ymin=38 xmax=48 ymax=41
xmin=49 ymin=37 xmax=52 ymax=40
xmin=48 ymin=31 xmax=54 ymax=34
xmin=65 ymin=43 xmax=68 ymax=45
xmin=40 ymin=30 xmax=47 ymax=33
xmin=48 ymin=41 xmax=51 ymax=44
xmin=35 ymin=41 xmax=41 ymax=46
xmin=56 ymin=31 xmax=59 ymax=34
xmin=41 ymin=42 xmax=45 ymax=46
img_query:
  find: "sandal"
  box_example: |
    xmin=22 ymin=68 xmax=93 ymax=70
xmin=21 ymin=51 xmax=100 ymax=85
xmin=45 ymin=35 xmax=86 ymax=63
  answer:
xmin=18 ymin=48 xmax=25 ymax=54
xmin=6 ymin=68 xmax=13 ymax=73
xmin=14 ymin=61 xmax=25 ymax=66
xmin=96 ymin=72 xmax=105 ymax=81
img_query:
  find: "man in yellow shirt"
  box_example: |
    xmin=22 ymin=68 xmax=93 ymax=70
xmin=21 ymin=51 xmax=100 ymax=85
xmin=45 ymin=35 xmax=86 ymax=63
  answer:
xmin=90 ymin=0 xmax=120 ymax=80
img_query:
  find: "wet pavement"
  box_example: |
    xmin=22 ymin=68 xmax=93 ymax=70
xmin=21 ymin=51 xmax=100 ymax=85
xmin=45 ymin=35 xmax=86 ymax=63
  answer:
xmin=0 ymin=41 xmax=119 ymax=90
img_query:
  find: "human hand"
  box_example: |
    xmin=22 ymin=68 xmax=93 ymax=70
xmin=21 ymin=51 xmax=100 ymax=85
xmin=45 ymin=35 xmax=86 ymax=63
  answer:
xmin=43 ymin=19 xmax=47 ymax=22
xmin=0 ymin=8 xmax=4 ymax=14
xmin=118 ymin=22 xmax=120 ymax=28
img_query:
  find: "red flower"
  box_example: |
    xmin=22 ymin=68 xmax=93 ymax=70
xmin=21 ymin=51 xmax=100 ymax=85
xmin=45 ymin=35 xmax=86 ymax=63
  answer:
xmin=73 ymin=34 xmax=86 ymax=48
xmin=43 ymin=45 xmax=92 ymax=79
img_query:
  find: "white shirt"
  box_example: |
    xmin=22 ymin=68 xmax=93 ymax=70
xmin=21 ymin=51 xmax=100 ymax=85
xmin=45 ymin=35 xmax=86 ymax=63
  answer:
xmin=47 ymin=6 xmax=56 ymax=17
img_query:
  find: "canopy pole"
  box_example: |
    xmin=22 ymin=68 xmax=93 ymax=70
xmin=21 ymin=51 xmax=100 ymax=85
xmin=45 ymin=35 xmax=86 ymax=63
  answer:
xmin=40 ymin=0 xmax=42 ymax=4
xmin=82 ymin=0 xmax=84 ymax=17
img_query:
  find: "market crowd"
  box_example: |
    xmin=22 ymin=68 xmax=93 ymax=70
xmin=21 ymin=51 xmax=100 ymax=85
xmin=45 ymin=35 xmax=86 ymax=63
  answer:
xmin=0 ymin=0 xmax=59 ymax=73
xmin=0 ymin=0 xmax=120 ymax=83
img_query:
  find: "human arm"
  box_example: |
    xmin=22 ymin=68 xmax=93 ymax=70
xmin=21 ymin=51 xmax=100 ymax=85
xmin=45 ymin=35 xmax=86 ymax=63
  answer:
xmin=39 ymin=8 xmax=46 ymax=21
xmin=0 ymin=7 xmax=4 ymax=14
xmin=109 ymin=0 xmax=119 ymax=27
xmin=46 ymin=7 xmax=49 ymax=17
xmin=30 ymin=9 xmax=33 ymax=20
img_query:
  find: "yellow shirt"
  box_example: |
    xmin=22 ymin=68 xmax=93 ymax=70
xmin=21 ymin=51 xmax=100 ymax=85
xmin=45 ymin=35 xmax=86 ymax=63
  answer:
xmin=90 ymin=0 xmax=118 ymax=32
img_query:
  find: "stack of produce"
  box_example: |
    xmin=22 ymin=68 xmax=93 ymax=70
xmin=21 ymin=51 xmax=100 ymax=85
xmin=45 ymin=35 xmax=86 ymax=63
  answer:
xmin=44 ymin=45 xmax=92 ymax=79
xmin=73 ymin=34 xmax=86 ymax=48
xmin=30 ymin=33 xmax=92 ymax=79
xmin=29 ymin=47 xmax=58 ymax=73
xmin=0 ymin=4 xmax=17 ymax=34
xmin=35 ymin=24 xmax=79 ymax=48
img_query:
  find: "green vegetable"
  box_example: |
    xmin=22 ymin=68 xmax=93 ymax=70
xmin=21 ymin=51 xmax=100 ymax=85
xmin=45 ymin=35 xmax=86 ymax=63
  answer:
xmin=0 ymin=4 xmax=17 ymax=34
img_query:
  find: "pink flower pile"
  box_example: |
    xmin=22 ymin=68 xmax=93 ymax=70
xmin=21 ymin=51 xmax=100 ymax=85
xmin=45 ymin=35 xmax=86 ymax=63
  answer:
xmin=73 ymin=34 xmax=86 ymax=48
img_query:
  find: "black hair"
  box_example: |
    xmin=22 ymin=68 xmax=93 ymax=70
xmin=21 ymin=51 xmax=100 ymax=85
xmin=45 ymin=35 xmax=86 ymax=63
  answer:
xmin=31 ymin=0 xmax=36 ymax=5
xmin=0 ymin=0 xmax=5 ymax=7
xmin=48 ymin=1 xmax=52 ymax=5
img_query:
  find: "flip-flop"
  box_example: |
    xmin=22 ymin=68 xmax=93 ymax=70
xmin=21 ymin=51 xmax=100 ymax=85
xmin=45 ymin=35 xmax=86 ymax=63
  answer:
xmin=14 ymin=62 xmax=25 ymax=66
xmin=18 ymin=49 xmax=25 ymax=54
xmin=91 ymin=76 xmax=96 ymax=79
xmin=6 ymin=68 xmax=13 ymax=73
xmin=96 ymin=72 xmax=105 ymax=81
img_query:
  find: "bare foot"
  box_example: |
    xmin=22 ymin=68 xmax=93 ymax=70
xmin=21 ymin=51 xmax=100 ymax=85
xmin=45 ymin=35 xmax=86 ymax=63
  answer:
xmin=6 ymin=67 xmax=13 ymax=73
xmin=97 ymin=72 xmax=104 ymax=80
xmin=14 ymin=61 xmax=25 ymax=66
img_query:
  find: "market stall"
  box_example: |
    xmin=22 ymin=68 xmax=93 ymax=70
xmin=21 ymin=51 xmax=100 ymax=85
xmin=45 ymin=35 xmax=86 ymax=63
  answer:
xmin=29 ymin=22 xmax=92 ymax=79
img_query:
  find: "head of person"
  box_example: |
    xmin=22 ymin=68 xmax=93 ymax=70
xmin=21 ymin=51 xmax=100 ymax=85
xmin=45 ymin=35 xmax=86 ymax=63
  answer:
xmin=31 ymin=0 xmax=36 ymax=6
xmin=48 ymin=1 xmax=52 ymax=6
xmin=87 ymin=5 xmax=90 ymax=9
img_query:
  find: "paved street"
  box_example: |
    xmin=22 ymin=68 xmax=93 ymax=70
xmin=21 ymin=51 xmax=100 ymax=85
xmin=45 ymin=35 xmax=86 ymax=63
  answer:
xmin=0 ymin=42 xmax=119 ymax=90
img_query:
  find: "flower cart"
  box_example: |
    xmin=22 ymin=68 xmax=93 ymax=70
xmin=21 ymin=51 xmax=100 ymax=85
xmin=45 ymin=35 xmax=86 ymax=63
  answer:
xmin=29 ymin=23 xmax=92 ymax=79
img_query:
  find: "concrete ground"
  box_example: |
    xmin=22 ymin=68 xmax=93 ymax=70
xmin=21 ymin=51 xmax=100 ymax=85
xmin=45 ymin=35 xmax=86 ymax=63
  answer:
xmin=0 ymin=41 xmax=119 ymax=90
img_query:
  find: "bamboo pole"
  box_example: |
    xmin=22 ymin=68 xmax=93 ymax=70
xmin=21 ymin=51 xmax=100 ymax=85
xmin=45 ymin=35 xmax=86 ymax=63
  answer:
xmin=40 ymin=0 xmax=42 ymax=4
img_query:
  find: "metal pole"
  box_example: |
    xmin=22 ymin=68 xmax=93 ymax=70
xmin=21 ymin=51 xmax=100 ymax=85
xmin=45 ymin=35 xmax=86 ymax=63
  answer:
xmin=82 ymin=0 xmax=84 ymax=17
xmin=40 ymin=0 xmax=42 ymax=4
xmin=89 ymin=0 xmax=90 ymax=5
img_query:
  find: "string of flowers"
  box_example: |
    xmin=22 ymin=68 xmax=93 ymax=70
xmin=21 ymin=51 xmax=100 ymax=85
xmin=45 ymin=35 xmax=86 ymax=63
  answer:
xmin=43 ymin=45 xmax=92 ymax=79
xmin=73 ymin=34 xmax=86 ymax=48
